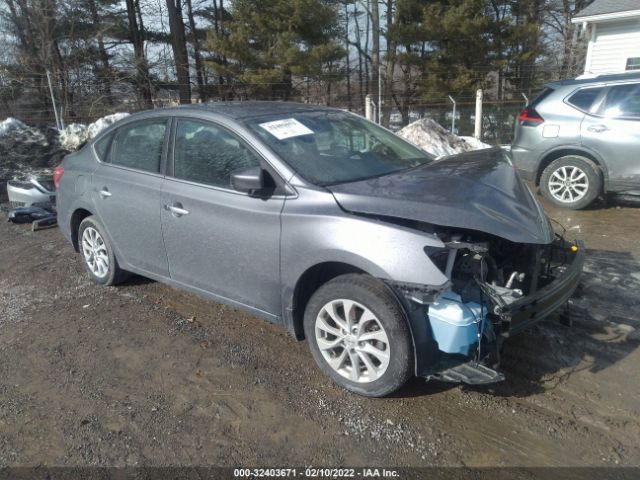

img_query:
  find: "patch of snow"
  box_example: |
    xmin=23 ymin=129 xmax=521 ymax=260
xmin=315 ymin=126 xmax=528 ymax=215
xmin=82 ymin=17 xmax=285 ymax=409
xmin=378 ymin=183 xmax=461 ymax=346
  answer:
xmin=397 ymin=118 xmax=490 ymax=158
xmin=0 ymin=118 xmax=28 ymax=137
xmin=60 ymin=112 xmax=129 ymax=151
xmin=459 ymin=136 xmax=491 ymax=150
xmin=59 ymin=123 xmax=87 ymax=151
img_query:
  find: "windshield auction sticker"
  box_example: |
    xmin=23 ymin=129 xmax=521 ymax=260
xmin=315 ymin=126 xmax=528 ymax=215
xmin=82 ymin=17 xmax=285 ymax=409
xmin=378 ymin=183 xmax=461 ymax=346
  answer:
xmin=259 ymin=118 xmax=314 ymax=140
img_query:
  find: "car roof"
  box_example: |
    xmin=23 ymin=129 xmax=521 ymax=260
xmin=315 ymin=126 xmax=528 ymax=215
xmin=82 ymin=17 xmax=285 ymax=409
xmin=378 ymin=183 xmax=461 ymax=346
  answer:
xmin=546 ymin=72 xmax=640 ymax=89
xmin=128 ymin=101 xmax=342 ymax=121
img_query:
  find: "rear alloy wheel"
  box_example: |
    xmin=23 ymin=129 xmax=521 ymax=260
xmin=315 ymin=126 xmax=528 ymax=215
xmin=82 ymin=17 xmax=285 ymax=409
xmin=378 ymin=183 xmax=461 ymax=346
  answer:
xmin=304 ymin=274 xmax=413 ymax=397
xmin=540 ymin=156 xmax=601 ymax=210
xmin=78 ymin=216 xmax=128 ymax=286
xmin=82 ymin=226 xmax=110 ymax=278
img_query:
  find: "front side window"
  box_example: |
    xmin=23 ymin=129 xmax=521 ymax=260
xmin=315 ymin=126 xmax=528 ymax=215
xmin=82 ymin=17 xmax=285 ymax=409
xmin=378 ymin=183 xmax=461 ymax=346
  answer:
xmin=173 ymin=119 xmax=262 ymax=188
xmin=602 ymin=83 xmax=640 ymax=119
xmin=244 ymin=111 xmax=434 ymax=186
xmin=109 ymin=119 xmax=168 ymax=173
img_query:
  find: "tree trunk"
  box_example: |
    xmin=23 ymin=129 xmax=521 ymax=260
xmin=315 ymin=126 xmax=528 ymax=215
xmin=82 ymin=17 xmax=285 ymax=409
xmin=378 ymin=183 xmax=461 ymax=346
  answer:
xmin=353 ymin=2 xmax=364 ymax=110
xmin=343 ymin=3 xmax=352 ymax=111
xmin=125 ymin=0 xmax=153 ymax=108
xmin=186 ymin=0 xmax=207 ymax=101
xmin=381 ymin=0 xmax=396 ymax=127
xmin=370 ymin=0 xmax=380 ymax=120
xmin=87 ymin=0 xmax=113 ymax=105
xmin=166 ymin=0 xmax=191 ymax=104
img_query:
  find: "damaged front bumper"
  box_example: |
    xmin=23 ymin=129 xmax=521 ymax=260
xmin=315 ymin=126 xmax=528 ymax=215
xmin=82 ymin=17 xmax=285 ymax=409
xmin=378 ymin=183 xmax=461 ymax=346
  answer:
xmin=493 ymin=240 xmax=585 ymax=337
xmin=397 ymin=236 xmax=585 ymax=385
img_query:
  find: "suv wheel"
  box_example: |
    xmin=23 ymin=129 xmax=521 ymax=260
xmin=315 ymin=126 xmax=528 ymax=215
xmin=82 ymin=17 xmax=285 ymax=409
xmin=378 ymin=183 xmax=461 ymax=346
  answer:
xmin=303 ymin=274 xmax=413 ymax=397
xmin=78 ymin=216 xmax=128 ymax=286
xmin=540 ymin=155 xmax=601 ymax=209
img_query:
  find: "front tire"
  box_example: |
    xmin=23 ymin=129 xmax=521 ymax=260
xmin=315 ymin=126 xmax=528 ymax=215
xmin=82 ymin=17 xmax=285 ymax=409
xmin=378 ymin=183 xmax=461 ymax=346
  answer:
xmin=540 ymin=156 xmax=601 ymax=210
xmin=78 ymin=216 xmax=128 ymax=286
xmin=303 ymin=274 xmax=413 ymax=397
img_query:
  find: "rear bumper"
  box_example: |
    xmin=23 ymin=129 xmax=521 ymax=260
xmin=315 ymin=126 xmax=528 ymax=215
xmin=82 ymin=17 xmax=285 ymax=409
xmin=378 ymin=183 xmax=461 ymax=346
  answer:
xmin=497 ymin=239 xmax=584 ymax=337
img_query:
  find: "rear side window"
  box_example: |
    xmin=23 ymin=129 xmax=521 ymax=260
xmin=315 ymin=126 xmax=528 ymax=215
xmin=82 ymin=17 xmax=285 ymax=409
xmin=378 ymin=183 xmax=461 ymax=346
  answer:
xmin=94 ymin=131 xmax=114 ymax=161
xmin=602 ymin=83 xmax=640 ymax=119
xmin=567 ymin=87 xmax=604 ymax=112
xmin=173 ymin=119 xmax=261 ymax=189
xmin=109 ymin=119 xmax=168 ymax=173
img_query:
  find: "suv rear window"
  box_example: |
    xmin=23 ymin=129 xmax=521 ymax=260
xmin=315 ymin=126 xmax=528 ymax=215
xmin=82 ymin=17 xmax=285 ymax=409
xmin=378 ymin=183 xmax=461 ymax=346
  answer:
xmin=529 ymin=87 xmax=554 ymax=108
xmin=567 ymin=87 xmax=604 ymax=112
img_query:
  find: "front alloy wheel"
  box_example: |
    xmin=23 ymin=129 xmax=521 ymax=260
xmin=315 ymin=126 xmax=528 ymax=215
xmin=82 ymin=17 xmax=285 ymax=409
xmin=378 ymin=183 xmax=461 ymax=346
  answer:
xmin=304 ymin=274 xmax=413 ymax=397
xmin=315 ymin=299 xmax=391 ymax=383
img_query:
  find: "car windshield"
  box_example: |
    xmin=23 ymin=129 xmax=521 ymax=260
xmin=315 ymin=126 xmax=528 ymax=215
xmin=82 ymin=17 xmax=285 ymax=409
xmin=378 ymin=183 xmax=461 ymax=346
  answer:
xmin=244 ymin=111 xmax=434 ymax=186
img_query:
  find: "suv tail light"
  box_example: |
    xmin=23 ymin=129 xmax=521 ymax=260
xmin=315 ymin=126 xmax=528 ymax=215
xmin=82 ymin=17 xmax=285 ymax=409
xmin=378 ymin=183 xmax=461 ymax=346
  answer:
xmin=53 ymin=165 xmax=65 ymax=189
xmin=518 ymin=107 xmax=544 ymax=126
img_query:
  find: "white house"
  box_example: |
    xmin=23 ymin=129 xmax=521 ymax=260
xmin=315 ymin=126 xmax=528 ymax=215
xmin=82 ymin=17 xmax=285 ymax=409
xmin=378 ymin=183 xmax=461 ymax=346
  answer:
xmin=572 ymin=0 xmax=640 ymax=75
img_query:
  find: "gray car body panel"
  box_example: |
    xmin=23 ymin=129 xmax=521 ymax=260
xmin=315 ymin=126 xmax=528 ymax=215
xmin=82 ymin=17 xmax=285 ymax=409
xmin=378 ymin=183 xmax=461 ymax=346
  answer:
xmin=57 ymin=102 xmax=564 ymax=378
xmin=511 ymin=72 xmax=640 ymax=193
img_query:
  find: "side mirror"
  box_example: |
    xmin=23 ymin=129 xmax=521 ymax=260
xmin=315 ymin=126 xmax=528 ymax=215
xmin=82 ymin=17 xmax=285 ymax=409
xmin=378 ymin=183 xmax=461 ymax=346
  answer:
xmin=231 ymin=166 xmax=265 ymax=194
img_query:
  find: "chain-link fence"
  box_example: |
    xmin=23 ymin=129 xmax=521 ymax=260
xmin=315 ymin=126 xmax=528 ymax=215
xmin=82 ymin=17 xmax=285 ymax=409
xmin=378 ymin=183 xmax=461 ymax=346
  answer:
xmin=0 ymin=75 xmax=534 ymax=146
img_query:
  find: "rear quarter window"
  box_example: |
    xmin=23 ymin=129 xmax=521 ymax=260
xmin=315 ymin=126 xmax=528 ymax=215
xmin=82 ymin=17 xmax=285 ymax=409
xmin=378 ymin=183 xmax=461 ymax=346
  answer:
xmin=567 ymin=87 xmax=604 ymax=112
xmin=94 ymin=132 xmax=114 ymax=161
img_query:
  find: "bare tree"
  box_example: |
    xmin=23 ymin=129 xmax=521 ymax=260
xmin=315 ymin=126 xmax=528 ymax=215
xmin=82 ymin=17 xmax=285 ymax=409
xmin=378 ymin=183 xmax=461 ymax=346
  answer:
xmin=125 ymin=0 xmax=153 ymax=107
xmin=185 ymin=0 xmax=207 ymax=100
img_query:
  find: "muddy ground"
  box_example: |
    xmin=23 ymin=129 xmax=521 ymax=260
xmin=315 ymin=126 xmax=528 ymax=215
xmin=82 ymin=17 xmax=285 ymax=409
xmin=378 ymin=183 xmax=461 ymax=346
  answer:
xmin=0 ymin=194 xmax=639 ymax=472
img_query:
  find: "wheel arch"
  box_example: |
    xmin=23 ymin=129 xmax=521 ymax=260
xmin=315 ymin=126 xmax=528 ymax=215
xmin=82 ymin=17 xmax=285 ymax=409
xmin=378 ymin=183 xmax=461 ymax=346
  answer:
xmin=536 ymin=147 xmax=608 ymax=189
xmin=70 ymin=208 xmax=94 ymax=252
xmin=289 ymin=262 xmax=368 ymax=340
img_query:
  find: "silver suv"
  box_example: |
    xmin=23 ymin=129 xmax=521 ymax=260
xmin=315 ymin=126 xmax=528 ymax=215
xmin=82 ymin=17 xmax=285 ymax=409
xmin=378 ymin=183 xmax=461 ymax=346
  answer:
xmin=511 ymin=72 xmax=640 ymax=209
xmin=56 ymin=103 xmax=583 ymax=396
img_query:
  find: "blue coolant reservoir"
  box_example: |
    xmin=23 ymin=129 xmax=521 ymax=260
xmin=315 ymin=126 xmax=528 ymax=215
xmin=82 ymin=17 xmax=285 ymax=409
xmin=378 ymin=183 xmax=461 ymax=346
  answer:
xmin=428 ymin=290 xmax=487 ymax=356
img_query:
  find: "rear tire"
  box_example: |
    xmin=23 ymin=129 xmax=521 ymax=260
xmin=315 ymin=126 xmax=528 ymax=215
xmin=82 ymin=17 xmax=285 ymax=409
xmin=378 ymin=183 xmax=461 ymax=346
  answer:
xmin=303 ymin=274 xmax=413 ymax=397
xmin=78 ymin=216 xmax=129 ymax=286
xmin=540 ymin=156 xmax=601 ymax=210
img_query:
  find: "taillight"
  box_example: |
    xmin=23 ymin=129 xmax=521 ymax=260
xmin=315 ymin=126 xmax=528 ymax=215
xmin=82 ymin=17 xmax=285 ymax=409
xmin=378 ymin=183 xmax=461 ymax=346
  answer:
xmin=53 ymin=165 xmax=64 ymax=189
xmin=518 ymin=107 xmax=544 ymax=125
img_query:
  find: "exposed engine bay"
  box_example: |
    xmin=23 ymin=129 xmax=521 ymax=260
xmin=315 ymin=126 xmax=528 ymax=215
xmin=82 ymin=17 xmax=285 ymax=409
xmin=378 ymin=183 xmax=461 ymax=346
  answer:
xmin=381 ymin=216 xmax=584 ymax=385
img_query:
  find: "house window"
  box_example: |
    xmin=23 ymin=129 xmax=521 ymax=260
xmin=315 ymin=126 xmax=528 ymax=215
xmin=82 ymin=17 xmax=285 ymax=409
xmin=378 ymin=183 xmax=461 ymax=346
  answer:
xmin=627 ymin=58 xmax=640 ymax=71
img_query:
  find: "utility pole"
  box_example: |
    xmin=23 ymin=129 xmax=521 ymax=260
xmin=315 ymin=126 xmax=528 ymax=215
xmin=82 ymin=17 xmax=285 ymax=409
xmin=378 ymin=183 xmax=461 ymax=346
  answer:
xmin=448 ymin=95 xmax=457 ymax=133
xmin=474 ymin=89 xmax=483 ymax=140
xmin=46 ymin=70 xmax=62 ymax=130
xmin=365 ymin=94 xmax=374 ymax=121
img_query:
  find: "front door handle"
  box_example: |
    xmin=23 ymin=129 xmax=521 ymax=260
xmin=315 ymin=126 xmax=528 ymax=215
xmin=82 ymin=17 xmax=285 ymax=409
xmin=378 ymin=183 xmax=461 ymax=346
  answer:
xmin=165 ymin=203 xmax=190 ymax=217
xmin=99 ymin=188 xmax=112 ymax=198
xmin=587 ymin=124 xmax=609 ymax=133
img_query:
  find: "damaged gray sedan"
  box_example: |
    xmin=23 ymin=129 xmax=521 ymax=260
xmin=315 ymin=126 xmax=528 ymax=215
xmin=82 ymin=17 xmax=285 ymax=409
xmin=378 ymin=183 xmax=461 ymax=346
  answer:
xmin=56 ymin=102 xmax=584 ymax=397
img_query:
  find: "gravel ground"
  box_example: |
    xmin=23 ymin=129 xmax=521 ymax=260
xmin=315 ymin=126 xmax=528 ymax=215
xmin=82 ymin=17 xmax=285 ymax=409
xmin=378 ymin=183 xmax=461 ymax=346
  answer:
xmin=0 ymin=194 xmax=639 ymax=472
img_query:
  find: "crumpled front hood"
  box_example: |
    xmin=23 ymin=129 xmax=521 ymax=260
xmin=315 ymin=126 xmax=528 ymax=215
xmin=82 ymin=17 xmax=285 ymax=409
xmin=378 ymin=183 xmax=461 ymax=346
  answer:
xmin=327 ymin=148 xmax=554 ymax=245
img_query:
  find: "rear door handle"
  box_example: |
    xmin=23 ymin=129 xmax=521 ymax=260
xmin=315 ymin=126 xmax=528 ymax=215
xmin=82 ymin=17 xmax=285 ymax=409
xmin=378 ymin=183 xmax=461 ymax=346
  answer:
xmin=99 ymin=188 xmax=112 ymax=198
xmin=165 ymin=203 xmax=190 ymax=217
xmin=587 ymin=124 xmax=609 ymax=133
